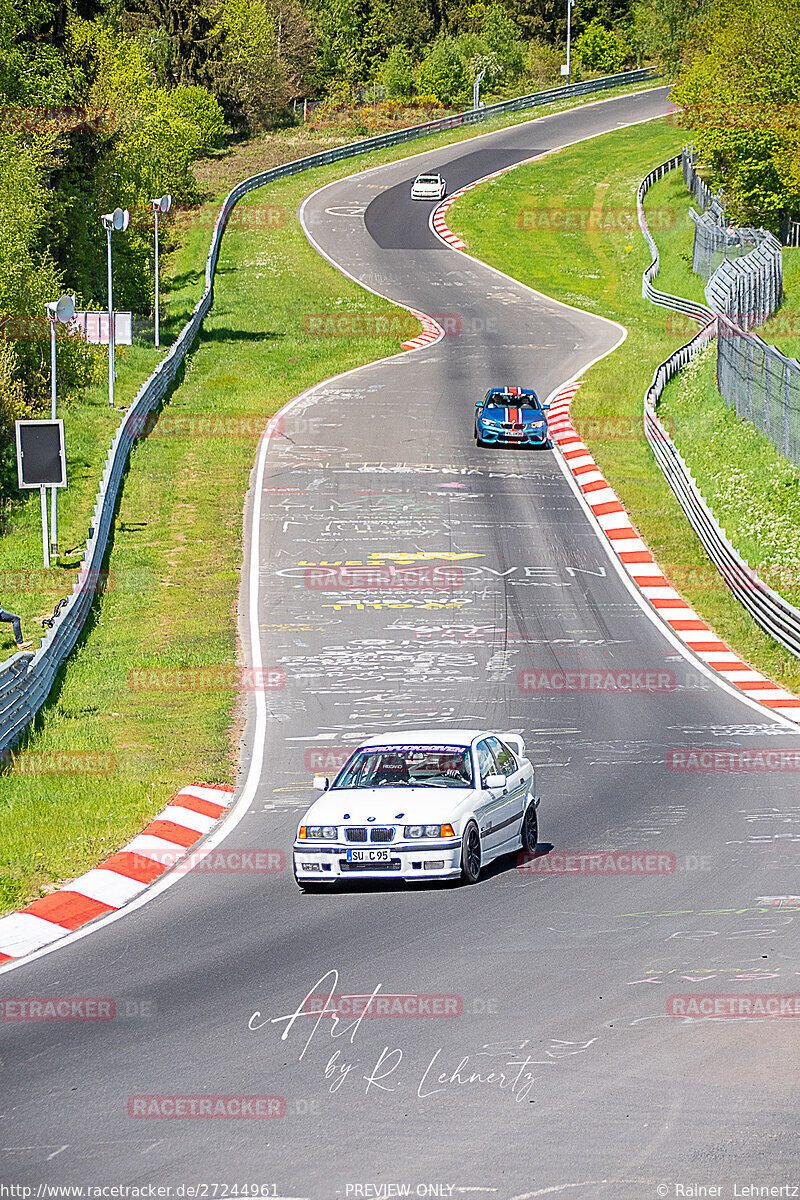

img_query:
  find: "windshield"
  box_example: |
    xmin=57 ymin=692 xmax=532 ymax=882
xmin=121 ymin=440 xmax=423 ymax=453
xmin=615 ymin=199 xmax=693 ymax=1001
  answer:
xmin=332 ymin=746 xmax=473 ymax=789
xmin=415 ymin=176 xmax=440 ymax=184
xmin=486 ymin=393 xmax=540 ymax=410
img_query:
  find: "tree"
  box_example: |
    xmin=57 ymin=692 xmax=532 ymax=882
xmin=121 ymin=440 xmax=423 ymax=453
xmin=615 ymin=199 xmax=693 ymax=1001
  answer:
xmin=630 ymin=0 xmax=708 ymax=73
xmin=378 ymin=45 xmax=415 ymax=99
xmin=671 ymin=0 xmax=800 ymax=225
xmin=574 ymin=18 xmax=631 ymax=72
xmin=416 ymin=35 xmax=468 ymax=103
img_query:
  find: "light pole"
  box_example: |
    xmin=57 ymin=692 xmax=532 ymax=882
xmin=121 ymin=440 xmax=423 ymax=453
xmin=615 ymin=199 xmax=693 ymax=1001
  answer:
xmin=100 ymin=207 xmax=130 ymax=408
xmin=44 ymin=293 xmax=76 ymax=558
xmin=473 ymin=67 xmax=487 ymax=111
xmin=565 ymin=0 xmax=575 ymax=82
xmin=151 ymin=194 xmax=172 ymax=350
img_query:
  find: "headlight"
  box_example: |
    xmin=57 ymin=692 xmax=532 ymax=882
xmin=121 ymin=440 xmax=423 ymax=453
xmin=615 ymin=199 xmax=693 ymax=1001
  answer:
xmin=481 ymin=419 xmax=501 ymax=429
xmin=298 ymin=825 xmax=338 ymax=840
xmin=404 ymin=824 xmax=455 ymax=838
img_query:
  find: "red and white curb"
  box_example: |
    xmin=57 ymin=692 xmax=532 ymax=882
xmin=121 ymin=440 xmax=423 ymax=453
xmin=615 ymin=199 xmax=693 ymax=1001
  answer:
xmin=401 ymin=307 xmax=442 ymax=350
xmin=548 ymin=383 xmax=800 ymax=722
xmin=432 ymin=165 xmax=521 ymax=249
xmin=0 ymin=783 xmax=235 ymax=964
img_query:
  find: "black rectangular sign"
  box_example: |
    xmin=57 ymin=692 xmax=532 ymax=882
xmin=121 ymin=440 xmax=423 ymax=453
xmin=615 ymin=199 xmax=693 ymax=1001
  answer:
xmin=15 ymin=420 xmax=67 ymax=488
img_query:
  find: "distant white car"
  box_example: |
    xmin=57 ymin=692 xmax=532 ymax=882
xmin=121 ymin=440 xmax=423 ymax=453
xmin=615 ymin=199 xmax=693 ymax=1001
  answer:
xmin=293 ymin=729 xmax=539 ymax=890
xmin=410 ymin=173 xmax=447 ymax=201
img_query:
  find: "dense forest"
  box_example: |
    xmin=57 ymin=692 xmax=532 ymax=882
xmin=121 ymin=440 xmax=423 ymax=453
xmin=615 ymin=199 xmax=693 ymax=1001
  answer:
xmin=0 ymin=0 xmax=795 ymax=493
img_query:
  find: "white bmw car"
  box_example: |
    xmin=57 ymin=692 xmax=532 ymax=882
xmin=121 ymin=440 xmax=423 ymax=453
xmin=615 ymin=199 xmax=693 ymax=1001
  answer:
xmin=293 ymin=729 xmax=539 ymax=890
xmin=410 ymin=173 xmax=447 ymax=201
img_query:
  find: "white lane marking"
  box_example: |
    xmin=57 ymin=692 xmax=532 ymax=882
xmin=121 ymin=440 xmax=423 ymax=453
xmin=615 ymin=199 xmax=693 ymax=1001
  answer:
xmin=0 ymin=86 xmax=676 ymax=977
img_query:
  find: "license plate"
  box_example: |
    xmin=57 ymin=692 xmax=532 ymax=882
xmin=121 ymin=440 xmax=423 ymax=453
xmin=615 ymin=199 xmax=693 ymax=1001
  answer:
xmin=509 ymin=431 xmax=524 ymax=437
xmin=346 ymin=848 xmax=391 ymax=862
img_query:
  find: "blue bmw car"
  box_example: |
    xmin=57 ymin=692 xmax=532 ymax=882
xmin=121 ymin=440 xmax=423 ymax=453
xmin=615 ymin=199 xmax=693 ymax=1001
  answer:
xmin=474 ymin=387 xmax=551 ymax=448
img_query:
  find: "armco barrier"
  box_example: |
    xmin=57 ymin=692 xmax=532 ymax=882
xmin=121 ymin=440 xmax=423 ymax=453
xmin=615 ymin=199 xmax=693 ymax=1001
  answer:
xmin=639 ymin=159 xmax=800 ymax=659
xmin=0 ymin=69 xmax=661 ymax=758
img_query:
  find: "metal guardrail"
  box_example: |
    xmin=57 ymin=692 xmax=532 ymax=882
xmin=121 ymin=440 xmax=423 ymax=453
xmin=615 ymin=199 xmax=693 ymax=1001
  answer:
xmin=683 ymin=148 xmax=784 ymax=325
xmin=638 ymin=158 xmax=800 ymax=659
xmin=0 ymin=67 xmax=662 ymax=758
xmin=638 ymin=155 xmax=714 ymax=326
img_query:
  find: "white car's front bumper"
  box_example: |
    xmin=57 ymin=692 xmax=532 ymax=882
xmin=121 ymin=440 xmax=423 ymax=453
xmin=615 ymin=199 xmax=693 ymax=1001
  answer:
xmin=410 ymin=188 xmax=445 ymax=200
xmin=293 ymin=838 xmax=462 ymax=882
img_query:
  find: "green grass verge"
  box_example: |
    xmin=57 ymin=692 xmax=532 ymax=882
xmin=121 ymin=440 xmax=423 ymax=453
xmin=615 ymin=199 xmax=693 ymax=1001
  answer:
xmin=448 ymin=116 xmax=800 ymax=696
xmin=660 ymin=344 xmax=800 ymax=611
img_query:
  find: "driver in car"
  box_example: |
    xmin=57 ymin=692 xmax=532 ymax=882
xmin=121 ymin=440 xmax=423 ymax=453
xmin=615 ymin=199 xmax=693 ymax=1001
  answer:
xmin=373 ymin=754 xmax=410 ymax=786
xmin=442 ymin=754 xmax=471 ymax=784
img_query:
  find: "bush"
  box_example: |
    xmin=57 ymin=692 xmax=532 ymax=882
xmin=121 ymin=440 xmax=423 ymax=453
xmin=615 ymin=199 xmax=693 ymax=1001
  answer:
xmin=378 ymin=46 xmax=415 ymax=100
xmin=523 ymin=39 xmax=562 ymax=88
xmin=574 ymin=20 xmax=632 ymax=74
xmin=417 ymin=37 xmax=468 ymax=106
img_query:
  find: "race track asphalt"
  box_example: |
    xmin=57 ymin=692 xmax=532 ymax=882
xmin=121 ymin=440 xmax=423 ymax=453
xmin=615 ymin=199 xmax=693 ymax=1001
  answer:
xmin=2 ymin=88 xmax=798 ymax=1197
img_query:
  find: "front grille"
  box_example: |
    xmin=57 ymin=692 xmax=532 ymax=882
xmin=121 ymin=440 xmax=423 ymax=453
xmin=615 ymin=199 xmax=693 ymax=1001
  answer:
xmin=370 ymin=827 xmax=394 ymax=842
xmin=339 ymin=858 xmax=402 ymax=872
xmin=345 ymin=827 xmax=367 ymax=842
xmin=501 ymin=423 xmax=524 ymax=430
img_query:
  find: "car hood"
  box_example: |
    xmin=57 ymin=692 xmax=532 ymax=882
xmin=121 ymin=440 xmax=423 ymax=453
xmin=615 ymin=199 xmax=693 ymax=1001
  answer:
xmin=482 ymin=405 xmax=546 ymax=422
xmin=301 ymin=786 xmax=475 ymax=825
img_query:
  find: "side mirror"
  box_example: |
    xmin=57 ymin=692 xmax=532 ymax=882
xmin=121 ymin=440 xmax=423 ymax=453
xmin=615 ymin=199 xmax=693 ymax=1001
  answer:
xmin=485 ymin=773 xmax=506 ymax=791
xmin=541 ymin=402 xmax=550 ymax=411
xmin=313 ymin=775 xmax=329 ymax=791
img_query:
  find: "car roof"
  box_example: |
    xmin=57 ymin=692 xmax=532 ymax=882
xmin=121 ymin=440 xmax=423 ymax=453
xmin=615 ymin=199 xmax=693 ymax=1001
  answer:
xmin=415 ymin=173 xmax=441 ymax=179
xmin=486 ymin=386 xmax=537 ymax=399
xmin=359 ymin=729 xmax=490 ymax=749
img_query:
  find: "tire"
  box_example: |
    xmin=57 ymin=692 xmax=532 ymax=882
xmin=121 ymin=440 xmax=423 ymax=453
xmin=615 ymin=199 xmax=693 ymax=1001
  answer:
xmin=520 ymin=801 xmax=538 ymax=856
xmin=460 ymin=822 xmax=482 ymax=884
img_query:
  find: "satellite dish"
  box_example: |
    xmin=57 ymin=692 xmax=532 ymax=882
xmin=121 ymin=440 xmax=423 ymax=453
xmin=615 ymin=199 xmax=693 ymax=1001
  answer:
xmin=158 ymin=194 xmax=172 ymax=214
xmin=112 ymin=207 xmax=130 ymax=232
xmin=55 ymin=294 xmax=76 ymax=323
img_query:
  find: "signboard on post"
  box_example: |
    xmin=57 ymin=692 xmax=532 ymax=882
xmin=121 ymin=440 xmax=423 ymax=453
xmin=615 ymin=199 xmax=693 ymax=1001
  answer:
xmin=15 ymin=419 xmax=67 ymax=568
xmin=70 ymin=311 xmax=132 ymax=346
xmin=16 ymin=420 xmax=66 ymax=489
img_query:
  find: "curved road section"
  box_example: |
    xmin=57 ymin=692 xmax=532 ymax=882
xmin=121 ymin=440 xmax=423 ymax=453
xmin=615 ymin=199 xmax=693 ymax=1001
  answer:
xmin=2 ymin=89 xmax=799 ymax=1195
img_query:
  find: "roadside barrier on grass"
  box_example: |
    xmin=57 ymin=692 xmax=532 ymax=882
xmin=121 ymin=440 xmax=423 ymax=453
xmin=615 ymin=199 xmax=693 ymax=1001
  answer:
xmin=674 ymin=152 xmax=800 ymax=469
xmin=683 ymin=147 xmax=784 ymax=324
xmin=639 ymin=158 xmax=800 ymax=659
xmin=0 ymin=69 xmax=661 ymax=758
